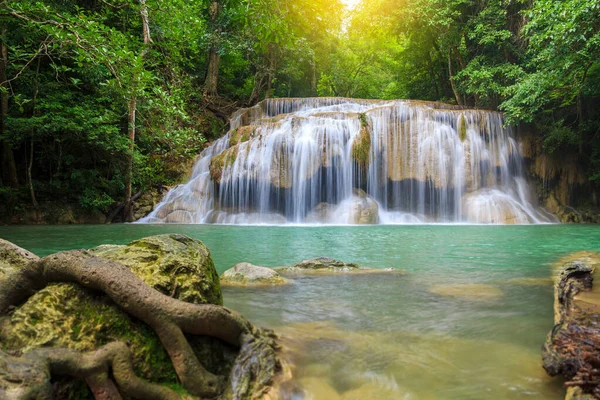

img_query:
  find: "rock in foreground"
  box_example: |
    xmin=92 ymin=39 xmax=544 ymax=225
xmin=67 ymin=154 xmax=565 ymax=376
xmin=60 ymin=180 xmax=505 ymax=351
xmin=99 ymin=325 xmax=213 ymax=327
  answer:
xmin=0 ymin=235 xmax=287 ymax=400
xmin=542 ymin=252 xmax=600 ymax=399
xmin=90 ymin=233 xmax=222 ymax=305
xmin=221 ymin=262 xmax=291 ymax=286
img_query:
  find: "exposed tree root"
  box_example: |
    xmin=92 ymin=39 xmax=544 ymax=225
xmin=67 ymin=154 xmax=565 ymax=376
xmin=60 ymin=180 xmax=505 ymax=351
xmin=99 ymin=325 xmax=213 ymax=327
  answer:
xmin=0 ymin=240 xmax=285 ymax=399
xmin=1 ymin=342 xmax=180 ymax=400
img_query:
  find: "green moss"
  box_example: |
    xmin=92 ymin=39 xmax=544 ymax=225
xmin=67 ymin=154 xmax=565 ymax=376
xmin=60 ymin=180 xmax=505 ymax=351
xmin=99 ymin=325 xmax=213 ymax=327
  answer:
xmin=210 ymin=146 xmax=239 ymax=184
xmin=69 ymin=289 xmax=178 ymax=381
xmin=459 ymin=114 xmax=467 ymax=142
xmin=359 ymin=112 xmax=368 ymax=128
xmin=352 ymin=114 xmax=372 ymax=168
xmin=91 ymin=234 xmax=223 ymax=306
xmin=229 ymin=126 xmax=254 ymax=147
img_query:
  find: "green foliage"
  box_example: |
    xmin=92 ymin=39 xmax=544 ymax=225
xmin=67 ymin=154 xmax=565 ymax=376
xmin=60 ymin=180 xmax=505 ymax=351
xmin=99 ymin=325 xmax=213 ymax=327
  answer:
xmin=2 ymin=0 xmax=600 ymax=216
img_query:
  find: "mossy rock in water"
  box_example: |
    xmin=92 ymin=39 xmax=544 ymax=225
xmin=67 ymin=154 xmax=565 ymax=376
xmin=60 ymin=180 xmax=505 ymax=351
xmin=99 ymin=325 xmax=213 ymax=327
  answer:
xmin=90 ymin=233 xmax=222 ymax=305
xmin=289 ymin=257 xmax=360 ymax=271
xmin=209 ymin=146 xmax=240 ymax=184
xmin=275 ymin=257 xmax=406 ymax=276
xmin=0 ymin=234 xmax=236 ymax=399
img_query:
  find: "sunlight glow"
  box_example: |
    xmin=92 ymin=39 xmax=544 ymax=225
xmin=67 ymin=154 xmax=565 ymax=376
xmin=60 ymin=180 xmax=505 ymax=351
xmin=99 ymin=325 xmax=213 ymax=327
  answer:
xmin=341 ymin=0 xmax=362 ymax=9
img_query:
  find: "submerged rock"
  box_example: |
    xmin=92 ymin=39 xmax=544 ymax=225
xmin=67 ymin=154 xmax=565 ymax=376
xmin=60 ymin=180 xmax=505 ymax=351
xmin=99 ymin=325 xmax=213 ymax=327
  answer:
xmin=542 ymin=253 xmax=600 ymax=400
xmin=501 ymin=277 xmax=554 ymax=286
xmin=0 ymin=234 xmax=236 ymax=398
xmin=277 ymin=320 xmax=556 ymax=400
xmin=221 ymin=262 xmax=290 ymax=286
xmin=298 ymin=377 xmax=341 ymax=400
xmin=429 ymin=283 xmax=503 ymax=300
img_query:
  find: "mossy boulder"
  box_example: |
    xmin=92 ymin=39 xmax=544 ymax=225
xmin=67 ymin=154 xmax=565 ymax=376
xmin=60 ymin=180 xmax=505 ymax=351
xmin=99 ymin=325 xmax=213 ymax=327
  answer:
xmin=0 ymin=234 xmax=235 ymax=399
xmin=221 ymin=262 xmax=291 ymax=286
xmin=90 ymin=234 xmax=222 ymax=305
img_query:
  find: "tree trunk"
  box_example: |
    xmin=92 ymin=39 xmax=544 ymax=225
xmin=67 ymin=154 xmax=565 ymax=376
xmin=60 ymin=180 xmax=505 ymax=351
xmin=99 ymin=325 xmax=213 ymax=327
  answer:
xmin=0 ymin=27 xmax=18 ymax=187
xmin=203 ymin=2 xmax=221 ymax=96
xmin=123 ymin=95 xmax=136 ymax=222
xmin=123 ymin=1 xmax=152 ymax=221
xmin=311 ymin=58 xmax=317 ymax=95
xmin=204 ymin=48 xmax=220 ymax=96
xmin=28 ymin=57 xmax=41 ymax=209
xmin=249 ymin=72 xmax=265 ymax=105
xmin=448 ymin=50 xmax=463 ymax=106
xmin=140 ymin=0 xmax=152 ymax=45
xmin=265 ymin=45 xmax=275 ymax=99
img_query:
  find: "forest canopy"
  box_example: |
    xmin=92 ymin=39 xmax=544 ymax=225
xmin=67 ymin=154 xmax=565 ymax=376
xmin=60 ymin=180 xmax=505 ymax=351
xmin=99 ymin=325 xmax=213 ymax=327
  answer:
xmin=0 ymin=0 xmax=599 ymax=220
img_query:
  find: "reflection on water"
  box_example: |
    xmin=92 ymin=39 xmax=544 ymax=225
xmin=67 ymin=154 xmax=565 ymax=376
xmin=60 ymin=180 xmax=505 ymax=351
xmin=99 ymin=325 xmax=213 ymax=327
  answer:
xmin=1 ymin=224 xmax=599 ymax=398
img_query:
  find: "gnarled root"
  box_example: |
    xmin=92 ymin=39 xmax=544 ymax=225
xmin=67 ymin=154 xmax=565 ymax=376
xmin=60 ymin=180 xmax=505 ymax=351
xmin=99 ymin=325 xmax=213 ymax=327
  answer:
xmin=0 ymin=242 xmax=285 ymax=399
xmin=1 ymin=342 xmax=180 ymax=400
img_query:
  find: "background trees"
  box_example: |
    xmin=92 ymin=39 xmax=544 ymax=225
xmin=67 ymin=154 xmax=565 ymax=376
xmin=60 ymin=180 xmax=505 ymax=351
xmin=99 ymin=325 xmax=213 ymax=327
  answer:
xmin=1 ymin=0 xmax=599 ymax=220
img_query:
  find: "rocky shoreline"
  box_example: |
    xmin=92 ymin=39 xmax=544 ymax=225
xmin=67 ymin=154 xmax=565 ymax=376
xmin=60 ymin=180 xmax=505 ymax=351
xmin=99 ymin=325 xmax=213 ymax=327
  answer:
xmin=543 ymin=252 xmax=600 ymax=399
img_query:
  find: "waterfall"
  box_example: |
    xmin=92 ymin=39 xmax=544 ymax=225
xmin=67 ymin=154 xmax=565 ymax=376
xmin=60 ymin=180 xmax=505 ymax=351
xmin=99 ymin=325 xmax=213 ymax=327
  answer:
xmin=139 ymin=98 xmax=554 ymax=224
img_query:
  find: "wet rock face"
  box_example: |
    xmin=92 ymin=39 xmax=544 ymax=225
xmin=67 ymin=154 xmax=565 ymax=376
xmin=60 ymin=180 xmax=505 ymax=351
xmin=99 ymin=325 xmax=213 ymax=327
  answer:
xmin=220 ymin=262 xmax=290 ymax=286
xmin=0 ymin=234 xmax=235 ymax=396
xmin=304 ymin=191 xmax=379 ymax=225
xmin=348 ymin=189 xmax=378 ymax=224
xmin=305 ymin=202 xmax=337 ymax=223
xmin=542 ymin=253 xmax=600 ymax=399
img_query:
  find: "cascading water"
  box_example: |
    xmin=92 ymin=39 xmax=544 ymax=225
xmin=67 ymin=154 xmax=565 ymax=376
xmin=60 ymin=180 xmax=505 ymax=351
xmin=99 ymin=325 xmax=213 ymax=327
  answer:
xmin=139 ymin=98 xmax=554 ymax=224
